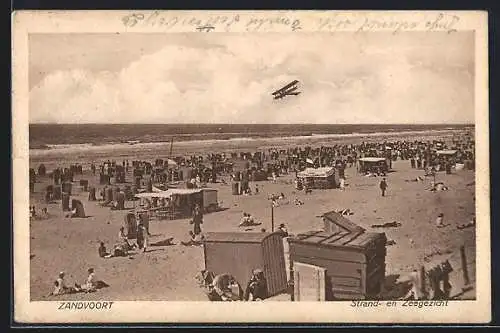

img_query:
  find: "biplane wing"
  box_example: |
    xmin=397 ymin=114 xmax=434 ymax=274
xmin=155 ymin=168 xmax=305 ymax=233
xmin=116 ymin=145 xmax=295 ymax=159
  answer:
xmin=272 ymin=85 xmax=298 ymax=97
xmin=271 ymin=80 xmax=299 ymax=96
xmin=271 ymin=80 xmax=301 ymax=99
xmin=273 ymin=91 xmax=301 ymax=100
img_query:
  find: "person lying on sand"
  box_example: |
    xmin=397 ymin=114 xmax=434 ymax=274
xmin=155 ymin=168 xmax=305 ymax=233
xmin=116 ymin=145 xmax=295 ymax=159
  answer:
xmin=150 ymin=237 xmax=175 ymax=247
xmin=405 ymin=176 xmax=425 ymax=182
xmin=371 ymin=221 xmax=401 ymax=228
xmin=457 ymin=217 xmax=476 ymax=230
xmin=429 ymin=182 xmax=449 ymax=192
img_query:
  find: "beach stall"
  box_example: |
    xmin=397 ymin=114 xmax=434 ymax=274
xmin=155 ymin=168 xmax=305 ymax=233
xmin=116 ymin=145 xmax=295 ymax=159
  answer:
xmin=297 ymin=167 xmax=337 ymax=189
xmin=203 ymin=232 xmax=288 ymax=297
xmin=288 ymin=211 xmax=387 ymax=301
xmin=358 ymin=157 xmax=389 ymax=174
xmin=436 ymin=150 xmax=458 ymax=173
xmin=135 ymin=188 xmax=218 ymax=220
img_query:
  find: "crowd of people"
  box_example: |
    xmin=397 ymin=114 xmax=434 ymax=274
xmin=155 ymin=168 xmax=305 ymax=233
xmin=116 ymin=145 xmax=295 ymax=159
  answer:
xmin=35 ymin=130 xmax=475 ymax=301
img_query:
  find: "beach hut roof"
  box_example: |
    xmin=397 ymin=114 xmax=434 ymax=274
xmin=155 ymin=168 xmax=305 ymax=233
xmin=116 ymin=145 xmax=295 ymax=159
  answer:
xmin=135 ymin=188 xmax=216 ymax=199
xmin=358 ymin=157 xmax=387 ymax=163
xmin=321 ymin=211 xmax=366 ymax=234
xmin=291 ymin=230 xmax=384 ymax=250
xmin=436 ymin=150 xmax=458 ymax=155
xmin=135 ymin=192 xmax=173 ymax=199
xmin=166 ymin=158 xmax=177 ymax=166
xmin=297 ymin=167 xmax=335 ymax=178
xmin=204 ymin=232 xmax=276 ymax=244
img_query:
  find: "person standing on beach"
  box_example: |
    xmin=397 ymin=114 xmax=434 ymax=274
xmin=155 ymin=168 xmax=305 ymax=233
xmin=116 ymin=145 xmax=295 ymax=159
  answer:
xmin=137 ymin=223 xmax=148 ymax=253
xmin=379 ymin=178 xmax=388 ymax=197
xmin=191 ymin=203 xmax=203 ymax=235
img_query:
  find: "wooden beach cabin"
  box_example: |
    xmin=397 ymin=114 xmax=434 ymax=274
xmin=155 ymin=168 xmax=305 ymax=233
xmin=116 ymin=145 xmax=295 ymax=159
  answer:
xmin=288 ymin=211 xmax=387 ymax=300
xmin=297 ymin=167 xmax=337 ymax=189
xmin=203 ymin=232 xmax=288 ymax=297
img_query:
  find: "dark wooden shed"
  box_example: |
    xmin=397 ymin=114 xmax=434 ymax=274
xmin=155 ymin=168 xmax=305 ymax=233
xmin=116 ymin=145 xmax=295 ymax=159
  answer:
xmin=203 ymin=232 xmax=288 ymax=297
xmin=289 ymin=211 xmax=387 ymax=300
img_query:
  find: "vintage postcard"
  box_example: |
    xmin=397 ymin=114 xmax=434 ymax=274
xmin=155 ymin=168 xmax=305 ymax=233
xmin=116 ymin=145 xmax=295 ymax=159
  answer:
xmin=12 ymin=10 xmax=490 ymax=324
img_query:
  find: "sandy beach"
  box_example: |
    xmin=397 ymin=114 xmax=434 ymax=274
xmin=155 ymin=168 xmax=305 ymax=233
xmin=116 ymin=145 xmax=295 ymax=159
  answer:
xmin=29 ymin=133 xmax=476 ymax=302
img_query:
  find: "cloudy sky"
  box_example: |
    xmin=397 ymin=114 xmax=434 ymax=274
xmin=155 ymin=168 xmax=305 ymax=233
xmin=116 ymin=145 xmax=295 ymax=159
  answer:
xmin=29 ymin=32 xmax=474 ymax=124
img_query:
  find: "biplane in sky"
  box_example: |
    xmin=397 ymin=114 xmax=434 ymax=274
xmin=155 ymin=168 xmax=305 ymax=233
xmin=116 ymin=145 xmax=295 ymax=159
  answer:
xmin=271 ymin=80 xmax=301 ymax=100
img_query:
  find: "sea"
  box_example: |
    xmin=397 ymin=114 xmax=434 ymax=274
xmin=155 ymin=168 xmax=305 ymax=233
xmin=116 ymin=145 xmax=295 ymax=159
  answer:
xmin=28 ymin=123 xmax=474 ymax=165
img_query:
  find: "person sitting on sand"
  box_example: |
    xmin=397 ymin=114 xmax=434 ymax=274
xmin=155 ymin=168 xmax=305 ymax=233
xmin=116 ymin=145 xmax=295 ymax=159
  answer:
xmin=277 ymin=223 xmax=289 ymax=237
xmin=435 ymin=213 xmax=445 ymax=228
xmin=75 ymin=268 xmax=97 ymax=293
xmin=339 ymin=177 xmax=346 ymax=190
xmin=119 ymin=226 xmax=136 ymax=250
xmin=51 ymin=271 xmax=70 ymax=295
xmin=40 ymin=207 xmax=49 ymax=219
xmin=112 ymin=243 xmax=128 ymax=257
xmin=239 ymin=213 xmax=250 ymax=226
xmin=181 ymin=231 xmax=204 ymax=246
xmin=30 ymin=206 xmax=37 ymax=219
xmin=244 ymin=269 xmax=268 ymax=301
xmin=238 ymin=213 xmax=261 ymax=227
xmin=208 ymin=273 xmax=242 ymax=301
xmin=98 ymin=242 xmax=109 ymax=258
xmin=294 ymin=198 xmax=304 ymax=206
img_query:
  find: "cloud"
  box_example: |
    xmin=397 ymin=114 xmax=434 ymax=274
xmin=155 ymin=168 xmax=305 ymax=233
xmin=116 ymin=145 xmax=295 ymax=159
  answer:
xmin=29 ymin=33 xmax=474 ymax=124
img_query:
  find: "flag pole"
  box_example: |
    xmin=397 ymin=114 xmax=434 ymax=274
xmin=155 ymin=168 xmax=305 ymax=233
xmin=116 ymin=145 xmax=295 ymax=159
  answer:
xmin=169 ymin=137 xmax=174 ymax=159
xmin=271 ymin=202 xmax=274 ymax=232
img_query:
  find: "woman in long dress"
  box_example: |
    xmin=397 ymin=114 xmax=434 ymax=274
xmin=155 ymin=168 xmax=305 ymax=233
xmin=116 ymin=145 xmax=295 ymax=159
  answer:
xmin=191 ymin=204 xmax=203 ymax=235
xmin=136 ymin=223 xmax=146 ymax=251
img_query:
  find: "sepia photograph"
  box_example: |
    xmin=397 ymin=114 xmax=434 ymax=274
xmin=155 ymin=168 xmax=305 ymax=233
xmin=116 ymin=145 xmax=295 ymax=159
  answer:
xmin=13 ymin=10 xmax=490 ymax=323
